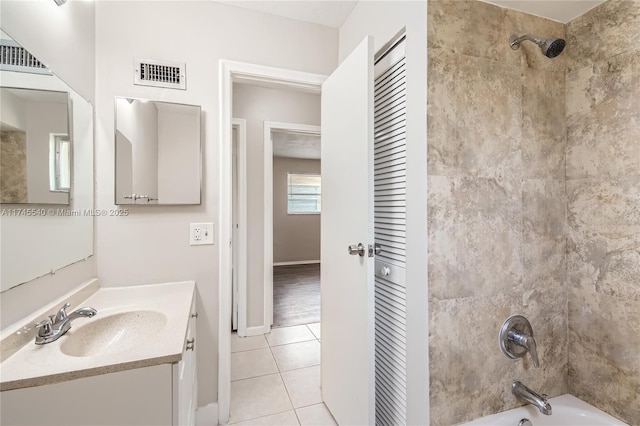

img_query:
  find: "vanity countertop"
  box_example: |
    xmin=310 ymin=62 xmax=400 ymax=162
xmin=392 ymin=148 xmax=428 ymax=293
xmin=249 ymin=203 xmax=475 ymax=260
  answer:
xmin=0 ymin=280 xmax=195 ymax=391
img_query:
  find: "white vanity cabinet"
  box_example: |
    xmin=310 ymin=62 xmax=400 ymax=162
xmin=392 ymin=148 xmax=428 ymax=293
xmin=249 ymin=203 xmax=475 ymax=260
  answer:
xmin=174 ymin=298 xmax=198 ymax=426
xmin=0 ymin=293 xmax=198 ymax=426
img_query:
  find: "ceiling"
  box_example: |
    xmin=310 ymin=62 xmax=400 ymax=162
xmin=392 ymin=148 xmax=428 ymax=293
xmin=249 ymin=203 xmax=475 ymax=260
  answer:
xmin=272 ymin=130 xmax=321 ymax=160
xmin=484 ymin=1 xmax=606 ymax=23
xmin=217 ymin=0 xmax=606 ymax=26
xmin=217 ymin=1 xmax=357 ymax=28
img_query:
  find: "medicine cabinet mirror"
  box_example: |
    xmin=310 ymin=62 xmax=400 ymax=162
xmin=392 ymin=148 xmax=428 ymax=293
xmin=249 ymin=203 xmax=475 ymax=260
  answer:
xmin=114 ymin=97 xmax=201 ymax=205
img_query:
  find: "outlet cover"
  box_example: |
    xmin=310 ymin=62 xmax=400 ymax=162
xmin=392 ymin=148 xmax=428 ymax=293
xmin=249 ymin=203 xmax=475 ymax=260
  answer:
xmin=190 ymin=223 xmax=214 ymax=246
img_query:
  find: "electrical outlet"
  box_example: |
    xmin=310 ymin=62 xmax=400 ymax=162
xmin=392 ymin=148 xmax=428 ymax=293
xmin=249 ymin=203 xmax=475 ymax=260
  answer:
xmin=190 ymin=223 xmax=214 ymax=246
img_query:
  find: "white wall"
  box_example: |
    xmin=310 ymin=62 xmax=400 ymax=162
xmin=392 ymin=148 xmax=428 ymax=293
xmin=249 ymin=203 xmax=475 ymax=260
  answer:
xmin=157 ymin=107 xmax=200 ymax=204
xmin=132 ymin=102 xmax=159 ymax=199
xmin=115 ymin=131 xmax=133 ymax=204
xmin=1 ymin=90 xmax=27 ymax=131
xmin=232 ymin=83 xmax=322 ymax=328
xmin=273 ymin=157 xmax=321 ymax=264
xmin=0 ymin=0 xmax=95 ymax=103
xmin=25 ymin=101 xmax=68 ymax=204
xmin=115 ymin=100 xmax=159 ymax=199
xmin=94 ymin=1 xmax=337 ymax=407
xmin=339 ymin=2 xmax=429 ymax=424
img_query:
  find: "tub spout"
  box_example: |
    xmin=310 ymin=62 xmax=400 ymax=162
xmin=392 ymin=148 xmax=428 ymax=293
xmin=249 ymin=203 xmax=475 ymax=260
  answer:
xmin=512 ymin=381 xmax=552 ymax=415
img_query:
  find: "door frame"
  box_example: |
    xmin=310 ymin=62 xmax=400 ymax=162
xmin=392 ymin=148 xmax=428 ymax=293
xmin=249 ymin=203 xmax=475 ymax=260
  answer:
xmin=263 ymin=121 xmax=321 ymax=329
xmin=218 ymin=60 xmax=326 ymax=424
xmin=231 ymin=118 xmax=246 ymax=334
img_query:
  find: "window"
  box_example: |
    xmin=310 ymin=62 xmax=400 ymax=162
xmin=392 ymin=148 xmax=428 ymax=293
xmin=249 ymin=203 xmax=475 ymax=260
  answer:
xmin=287 ymin=173 xmax=321 ymax=214
xmin=49 ymin=134 xmax=70 ymax=192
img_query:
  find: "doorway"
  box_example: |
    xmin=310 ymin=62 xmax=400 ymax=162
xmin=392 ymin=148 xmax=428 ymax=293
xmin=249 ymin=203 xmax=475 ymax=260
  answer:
xmin=220 ymin=65 xmax=326 ymax=424
xmin=265 ymin=123 xmax=322 ymax=330
xmin=219 ymin=31 xmax=422 ymax=425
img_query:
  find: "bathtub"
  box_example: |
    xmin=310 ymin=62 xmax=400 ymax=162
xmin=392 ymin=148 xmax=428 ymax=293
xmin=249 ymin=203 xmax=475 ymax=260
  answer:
xmin=462 ymin=394 xmax=628 ymax=426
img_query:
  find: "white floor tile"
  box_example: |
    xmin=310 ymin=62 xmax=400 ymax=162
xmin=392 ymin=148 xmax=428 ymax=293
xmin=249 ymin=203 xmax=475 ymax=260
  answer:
xmin=271 ymin=340 xmax=320 ymax=372
xmin=231 ymin=348 xmax=278 ymax=381
xmin=229 ymin=374 xmax=293 ymax=424
xmin=231 ymin=410 xmax=300 ymax=425
xmin=231 ymin=333 xmax=269 ymax=353
xmin=266 ymin=325 xmax=316 ymax=347
xmin=306 ymin=323 xmax=321 ymax=340
xmin=296 ymin=404 xmax=337 ymax=426
xmin=281 ymin=366 xmax=322 ymax=408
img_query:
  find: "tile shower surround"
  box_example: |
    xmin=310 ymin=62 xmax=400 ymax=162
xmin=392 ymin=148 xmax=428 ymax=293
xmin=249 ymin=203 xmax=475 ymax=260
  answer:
xmin=428 ymin=0 xmax=639 ymax=424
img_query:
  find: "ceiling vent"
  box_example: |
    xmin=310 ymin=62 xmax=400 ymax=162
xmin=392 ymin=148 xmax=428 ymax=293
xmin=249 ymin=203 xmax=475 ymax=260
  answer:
xmin=0 ymin=39 xmax=51 ymax=75
xmin=134 ymin=57 xmax=186 ymax=90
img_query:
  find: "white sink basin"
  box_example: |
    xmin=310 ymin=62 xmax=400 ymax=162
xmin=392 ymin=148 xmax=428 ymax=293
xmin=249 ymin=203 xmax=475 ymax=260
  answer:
xmin=60 ymin=311 xmax=168 ymax=357
xmin=1 ymin=281 xmax=195 ymax=392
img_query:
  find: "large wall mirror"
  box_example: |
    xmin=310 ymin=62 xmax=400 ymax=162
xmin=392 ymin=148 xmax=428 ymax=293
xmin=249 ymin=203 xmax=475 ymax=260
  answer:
xmin=0 ymin=31 xmax=94 ymax=292
xmin=115 ymin=97 xmax=201 ymax=205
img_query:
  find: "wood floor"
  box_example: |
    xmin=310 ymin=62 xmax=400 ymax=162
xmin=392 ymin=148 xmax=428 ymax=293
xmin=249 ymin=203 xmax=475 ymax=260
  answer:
xmin=273 ymin=263 xmax=320 ymax=328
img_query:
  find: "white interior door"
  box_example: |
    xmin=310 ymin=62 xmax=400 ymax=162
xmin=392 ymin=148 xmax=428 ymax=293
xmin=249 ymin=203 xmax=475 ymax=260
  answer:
xmin=321 ymin=36 xmax=375 ymax=426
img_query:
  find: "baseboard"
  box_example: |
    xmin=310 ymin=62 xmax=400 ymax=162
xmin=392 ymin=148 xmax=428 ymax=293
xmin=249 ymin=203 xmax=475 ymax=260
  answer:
xmin=196 ymin=402 xmax=219 ymax=426
xmin=273 ymin=260 xmax=320 ymax=266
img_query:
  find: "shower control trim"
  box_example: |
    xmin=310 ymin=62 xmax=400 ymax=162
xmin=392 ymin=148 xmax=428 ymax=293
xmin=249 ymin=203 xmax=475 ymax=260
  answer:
xmin=499 ymin=315 xmax=540 ymax=367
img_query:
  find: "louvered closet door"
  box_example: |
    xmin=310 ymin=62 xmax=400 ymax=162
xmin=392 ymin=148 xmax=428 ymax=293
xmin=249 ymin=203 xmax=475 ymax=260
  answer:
xmin=374 ymin=36 xmax=407 ymax=426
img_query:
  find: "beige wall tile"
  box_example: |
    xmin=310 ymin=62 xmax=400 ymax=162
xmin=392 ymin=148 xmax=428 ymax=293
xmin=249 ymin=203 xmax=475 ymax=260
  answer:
xmin=428 ymin=290 xmax=521 ymax=425
xmin=523 ymin=179 xmax=567 ymax=289
xmin=567 ymin=178 xmax=640 ymax=252
xmin=0 ymin=131 xmax=28 ymax=203
xmin=566 ymin=50 xmax=640 ymax=126
xmin=521 ymin=69 xmax=566 ymax=179
xmin=569 ymin=291 xmax=640 ymax=423
xmin=428 ymin=176 xmax=523 ymax=301
xmin=566 ymin=0 xmax=640 ymax=72
xmin=427 ymin=50 xmax=522 ymax=182
xmin=427 ymin=0 xmax=505 ymax=61
xmin=565 ymin=2 xmax=640 ymax=423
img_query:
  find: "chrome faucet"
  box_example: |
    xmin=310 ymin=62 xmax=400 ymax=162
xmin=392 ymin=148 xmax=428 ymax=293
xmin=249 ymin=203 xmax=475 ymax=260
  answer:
xmin=512 ymin=381 xmax=552 ymax=415
xmin=35 ymin=302 xmax=97 ymax=345
xmin=499 ymin=315 xmax=540 ymax=367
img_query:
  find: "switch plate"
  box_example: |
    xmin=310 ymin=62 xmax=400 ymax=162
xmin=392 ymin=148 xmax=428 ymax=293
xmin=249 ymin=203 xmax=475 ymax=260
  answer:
xmin=190 ymin=223 xmax=214 ymax=245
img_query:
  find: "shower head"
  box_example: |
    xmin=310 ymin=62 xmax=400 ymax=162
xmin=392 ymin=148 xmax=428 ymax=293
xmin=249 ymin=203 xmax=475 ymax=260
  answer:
xmin=509 ymin=34 xmax=566 ymax=58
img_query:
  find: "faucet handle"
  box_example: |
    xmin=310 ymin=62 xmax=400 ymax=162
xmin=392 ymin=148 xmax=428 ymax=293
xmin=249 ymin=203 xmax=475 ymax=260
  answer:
xmin=54 ymin=302 xmax=71 ymax=323
xmin=35 ymin=318 xmax=53 ymax=336
xmin=509 ymin=331 xmax=539 ymax=368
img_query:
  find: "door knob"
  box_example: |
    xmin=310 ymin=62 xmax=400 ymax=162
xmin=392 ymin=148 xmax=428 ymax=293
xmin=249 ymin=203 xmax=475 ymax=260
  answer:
xmin=348 ymin=243 xmax=365 ymax=257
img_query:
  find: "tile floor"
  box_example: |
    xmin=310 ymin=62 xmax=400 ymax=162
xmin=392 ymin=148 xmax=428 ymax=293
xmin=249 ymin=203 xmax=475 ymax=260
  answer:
xmin=229 ymin=323 xmax=335 ymax=425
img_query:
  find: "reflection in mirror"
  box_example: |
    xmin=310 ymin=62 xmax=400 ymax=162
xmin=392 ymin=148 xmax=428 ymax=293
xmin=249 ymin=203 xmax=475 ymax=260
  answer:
xmin=0 ymin=31 xmax=93 ymax=292
xmin=115 ymin=97 xmax=201 ymax=205
xmin=1 ymin=87 xmax=71 ymax=205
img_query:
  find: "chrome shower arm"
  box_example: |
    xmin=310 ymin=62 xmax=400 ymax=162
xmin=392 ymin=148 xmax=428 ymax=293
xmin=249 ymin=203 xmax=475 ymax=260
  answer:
xmin=510 ymin=34 xmax=544 ymax=49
